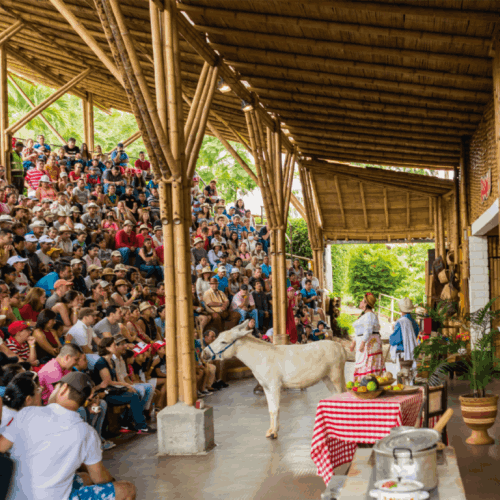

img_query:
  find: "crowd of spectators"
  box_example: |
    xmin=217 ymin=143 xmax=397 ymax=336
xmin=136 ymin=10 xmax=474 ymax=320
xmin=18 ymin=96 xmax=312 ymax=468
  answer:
xmin=0 ymin=133 xmax=327 ymax=499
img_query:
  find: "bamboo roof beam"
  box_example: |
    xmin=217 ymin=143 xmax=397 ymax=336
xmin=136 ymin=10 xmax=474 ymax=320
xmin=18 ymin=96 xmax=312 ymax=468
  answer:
xmin=0 ymin=20 xmax=24 ymax=46
xmin=359 ymin=182 xmax=368 ymax=229
xmin=48 ymin=0 xmax=124 ymax=86
xmin=334 ymin=175 xmax=346 ymax=228
xmin=384 ymin=188 xmax=389 ymax=228
xmin=178 ymin=4 xmax=492 ymax=47
xmin=209 ymin=44 xmax=492 ymax=86
xmin=6 ymin=67 xmax=91 ymax=134
xmin=8 ymin=75 xmax=67 ymax=145
xmin=247 ymin=77 xmax=486 ymax=113
xmin=306 ymin=168 xmax=323 ymax=230
xmin=227 ymin=60 xmax=491 ymax=101
xmin=251 ymin=87 xmax=482 ymax=121
xmin=198 ymin=25 xmax=491 ymax=69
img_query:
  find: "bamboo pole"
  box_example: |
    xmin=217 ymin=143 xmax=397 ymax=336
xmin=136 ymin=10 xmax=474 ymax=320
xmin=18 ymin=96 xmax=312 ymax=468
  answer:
xmin=437 ymin=197 xmax=445 ymax=258
xmin=6 ymin=68 xmax=91 ymax=134
xmin=82 ymin=92 xmax=94 ymax=152
xmin=187 ymin=65 xmax=219 ymax=178
xmin=48 ymin=0 xmax=123 ymax=85
xmin=107 ymin=0 xmax=177 ymax=177
xmin=149 ymin=0 xmax=167 ymax=132
xmin=0 ymin=20 xmax=24 ymax=46
xmin=7 ymin=75 xmax=67 ymax=145
xmin=159 ymin=182 xmax=178 ymax=405
xmin=184 ymin=62 xmax=210 ymax=140
xmin=107 ymin=131 xmax=142 ymax=155
xmin=0 ymin=45 xmax=8 ymax=180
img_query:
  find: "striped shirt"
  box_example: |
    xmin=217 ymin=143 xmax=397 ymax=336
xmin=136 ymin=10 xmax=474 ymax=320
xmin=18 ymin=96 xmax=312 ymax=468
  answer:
xmin=25 ymin=169 xmax=45 ymax=190
xmin=5 ymin=337 xmax=30 ymax=361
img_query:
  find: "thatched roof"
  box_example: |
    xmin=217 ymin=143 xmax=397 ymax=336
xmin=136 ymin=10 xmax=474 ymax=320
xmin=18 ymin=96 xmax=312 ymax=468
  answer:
xmin=1 ymin=0 xmax=498 ymax=169
xmin=304 ymin=159 xmax=454 ymax=242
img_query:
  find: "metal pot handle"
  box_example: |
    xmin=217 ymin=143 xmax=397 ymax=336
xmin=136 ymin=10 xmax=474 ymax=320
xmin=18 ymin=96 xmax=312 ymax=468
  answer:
xmin=392 ymin=447 xmax=413 ymax=463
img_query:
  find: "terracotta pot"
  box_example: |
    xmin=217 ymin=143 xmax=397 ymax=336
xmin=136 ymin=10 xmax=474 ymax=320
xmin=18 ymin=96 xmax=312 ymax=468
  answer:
xmin=459 ymin=394 xmax=498 ymax=445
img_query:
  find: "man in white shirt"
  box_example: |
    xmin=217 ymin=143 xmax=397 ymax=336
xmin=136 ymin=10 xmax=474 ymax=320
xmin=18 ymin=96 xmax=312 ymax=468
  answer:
xmin=67 ymin=308 xmax=101 ymax=369
xmin=0 ymin=372 xmax=136 ymax=500
xmin=35 ymin=234 xmax=55 ymax=266
xmin=85 ymin=265 xmax=102 ymax=290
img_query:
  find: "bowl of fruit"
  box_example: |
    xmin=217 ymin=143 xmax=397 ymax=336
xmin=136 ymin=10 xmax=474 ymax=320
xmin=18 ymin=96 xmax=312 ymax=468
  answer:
xmin=384 ymin=383 xmax=420 ymax=395
xmin=346 ymin=376 xmax=385 ymax=399
xmin=376 ymin=372 xmax=395 ymax=387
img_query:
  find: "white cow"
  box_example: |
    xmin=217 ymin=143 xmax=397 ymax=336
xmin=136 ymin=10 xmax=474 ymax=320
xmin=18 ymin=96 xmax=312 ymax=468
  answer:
xmin=202 ymin=320 xmax=347 ymax=439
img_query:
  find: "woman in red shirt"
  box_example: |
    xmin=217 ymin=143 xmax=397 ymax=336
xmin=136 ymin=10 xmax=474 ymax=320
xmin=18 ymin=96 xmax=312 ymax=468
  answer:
xmin=18 ymin=287 xmax=46 ymax=325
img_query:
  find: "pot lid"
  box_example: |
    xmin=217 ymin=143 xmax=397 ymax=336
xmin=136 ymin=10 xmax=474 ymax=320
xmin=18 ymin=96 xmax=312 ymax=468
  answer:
xmin=374 ymin=428 xmax=440 ymax=453
xmin=374 ymin=479 xmax=425 ymax=492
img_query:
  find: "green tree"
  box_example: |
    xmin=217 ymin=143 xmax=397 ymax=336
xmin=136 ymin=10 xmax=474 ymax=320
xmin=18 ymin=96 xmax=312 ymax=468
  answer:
xmin=348 ymin=246 xmax=407 ymax=303
xmin=195 ymin=136 xmax=255 ymax=201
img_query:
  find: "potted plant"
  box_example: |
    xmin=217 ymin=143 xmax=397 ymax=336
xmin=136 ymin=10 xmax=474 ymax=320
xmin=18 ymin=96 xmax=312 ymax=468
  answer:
xmin=414 ymin=299 xmax=500 ymax=445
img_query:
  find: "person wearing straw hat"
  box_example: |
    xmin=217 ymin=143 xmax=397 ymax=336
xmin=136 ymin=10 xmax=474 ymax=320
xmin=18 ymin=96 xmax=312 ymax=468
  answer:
xmin=389 ymin=297 xmax=419 ymax=371
xmin=191 ymin=236 xmax=208 ymax=265
xmin=196 ymin=266 xmax=214 ymax=302
xmin=351 ymin=292 xmax=385 ymax=380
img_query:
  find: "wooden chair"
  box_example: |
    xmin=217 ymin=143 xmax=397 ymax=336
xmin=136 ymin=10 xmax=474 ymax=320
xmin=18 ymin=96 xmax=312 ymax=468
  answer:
xmin=423 ymin=381 xmax=448 ymax=443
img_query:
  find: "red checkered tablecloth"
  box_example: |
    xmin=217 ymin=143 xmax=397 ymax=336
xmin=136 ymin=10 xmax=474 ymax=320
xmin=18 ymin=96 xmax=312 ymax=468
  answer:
xmin=310 ymin=390 xmax=423 ymax=485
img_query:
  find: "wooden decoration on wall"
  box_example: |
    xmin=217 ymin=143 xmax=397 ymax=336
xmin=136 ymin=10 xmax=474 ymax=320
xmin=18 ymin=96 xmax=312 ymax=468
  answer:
xmin=481 ymin=168 xmax=492 ymax=202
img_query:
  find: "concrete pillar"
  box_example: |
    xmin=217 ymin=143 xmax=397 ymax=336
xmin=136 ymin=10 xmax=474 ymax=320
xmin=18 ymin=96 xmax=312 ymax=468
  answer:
xmin=468 ymin=235 xmax=490 ymax=346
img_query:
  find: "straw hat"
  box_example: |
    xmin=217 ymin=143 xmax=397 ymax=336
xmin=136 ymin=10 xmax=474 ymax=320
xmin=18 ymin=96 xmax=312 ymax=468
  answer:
xmin=115 ymin=279 xmax=130 ymax=287
xmin=209 ymin=277 xmax=219 ymax=284
xmin=139 ymin=301 xmax=152 ymax=312
xmin=399 ymin=297 xmax=415 ymax=314
xmin=364 ymin=292 xmax=377 ymax=308
xmin=102 ymin=268 xmax=115 ymax=276
xmin=193 ymin=237 xmax=204 ymax=245
xmin=201 ymin=266 xmax=213 ymax=275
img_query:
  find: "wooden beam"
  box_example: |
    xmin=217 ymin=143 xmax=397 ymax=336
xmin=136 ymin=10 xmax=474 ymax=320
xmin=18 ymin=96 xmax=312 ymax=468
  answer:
xmin=359 ymin=182 xmax=368 ymax=229
xmin=178 ymin=5 xmax=491 ymax=48
xmin=7 ymin=67 xmax=91 ymax=134
xmin=150 ymin=0 xmax=164 ymax=11
xmin=384 ymin=187 xmax=389 ymax=228
xmin=0 ymin=45 xmax=8 ymax=179
xmin=0 ymin=20 xmax=23 ymax=46
xmin=7 ymin=74 xmax=67 ymax=145
xmin=428 ymin=197 xmax=433 ymax=227
xmin=494 ymin=37 xmax=500 ymax=240
xmin=334 ymin=175 xmax=346 ymax=228
xmin=48 ymin=0 xmax=123 ymax=85
xmin=209 ymin=43 xmax=491 ymax=87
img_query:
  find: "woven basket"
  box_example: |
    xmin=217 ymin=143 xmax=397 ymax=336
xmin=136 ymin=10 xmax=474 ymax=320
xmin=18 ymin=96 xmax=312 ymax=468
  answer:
xmin=378 ymin=378 xmax=395 ymax=387
xmin=446 ymin=250 xmax=455 ymax=267
xmin=350 ymin=389 xmax=385 ymax=399
xmin=437 ymin=269 xmax=449 ymax=284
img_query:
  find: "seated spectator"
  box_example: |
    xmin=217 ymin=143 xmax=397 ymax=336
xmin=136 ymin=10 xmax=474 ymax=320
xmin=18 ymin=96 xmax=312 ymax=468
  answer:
xmin=5 ymin=321 xmax=37 ymax=366
xmin=32 ymin=309 xmax=62 ymax=363
xmin=0 ymin=371 xmax=137 ymax=500
xmin=111 ymin=142 xmax=129 ymax=167
xmin=0 ymin=372 xmax=41 ymax=434
xmin=203 ymin=277 xmax=240 ymax=332
xmin=231 ymin=284 xmax=259 ymax=327
xmin=137 ymin=302 xmax=160 ymax=343
xmin=38 ymin=343 xmax=83 ymax=404
xmin=191 ymin=236 xmax=208 ymax=265
xmin=115 ymin=220 xmax=138 ymax=265
xmin=137 ymin=238 xmax=163 ymax=281
xmin=300 ymin=279 xmax=326 ymax=322
xmin=35 ymin=259 xmax=74 ymax=297
xmin=67 ymin=307 xmax=100 ymax=366
xmin=93 ymin=337 xmax=154 ymax=434
xmin=94 ymin=305 xmax=123 ymax=345
xmin=52 ymin=290 xmax=85 ymax=334
xmin=261 ymin=254 xmax=272 ymax=278
xmin=252 ymin=280 xmax=272 ymax=332
xmin=18 ymin=287 xmax=46 ymax=324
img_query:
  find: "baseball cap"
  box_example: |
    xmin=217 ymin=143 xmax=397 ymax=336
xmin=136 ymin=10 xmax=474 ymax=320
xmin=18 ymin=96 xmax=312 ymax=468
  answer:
xmin=0 ymin=215 xmax=12 ymax=222
xmin=54 ymin=279 xmax=73 ymax=288
xmin=99 ymin=280 xmax=111 ymax=288
xmin=56 ymin=372 xmax=93 ymax=401
xmin=8 ymin=320 xmax=32 ymax=336
xmin=32 ymin=220 xmax=48 ymax=229
xmin=133 ymin=343 xmax=151 ymax=357
xmin=40 ymin=175 xmax=51 ymax=183
xmin=87 ymin=265 xmax=102 ymax=273
xmin=7 ymin=256 xmax=28 ymax=266
xmin=39 ymin=235 xmax=54 ymax=243
xmin=123 ymin=220 xmax=134 ymax=226
xmin=70 ymin=259 xmax=82 ymax=266
xmin=24 ymin=234 xmax=38 ymax=243
xmin=87 ymin=203 xmax=99 ymax=209
xmin=230 ymin=268 xmax=240 ymax=274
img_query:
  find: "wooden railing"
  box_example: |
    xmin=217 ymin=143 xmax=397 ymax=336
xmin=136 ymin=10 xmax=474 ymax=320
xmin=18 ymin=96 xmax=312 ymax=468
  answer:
xmin=378 ymin=293 xmax=402 ymax=322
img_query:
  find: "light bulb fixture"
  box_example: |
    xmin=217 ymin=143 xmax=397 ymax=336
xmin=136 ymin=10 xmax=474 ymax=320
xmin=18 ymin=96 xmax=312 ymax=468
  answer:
xmin=241 ymin=99 xmax=253 ymax=112
xmin=217 ymin=77 xmax=231 ymax=93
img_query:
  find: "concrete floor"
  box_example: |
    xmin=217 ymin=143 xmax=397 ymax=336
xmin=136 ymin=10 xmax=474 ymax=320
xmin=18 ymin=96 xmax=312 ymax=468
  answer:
xmin=103 ymin=364 xmax=500 ymax=500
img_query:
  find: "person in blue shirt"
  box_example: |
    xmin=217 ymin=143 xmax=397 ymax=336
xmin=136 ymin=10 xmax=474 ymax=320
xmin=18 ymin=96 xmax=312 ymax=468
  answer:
xmin=389 ymin=298 xmax=419 ymax=366
xmin=33 ymin=134 xmax=51 ymax=157
xmin=215 ymin=267 xmax=229 ymax=295
xmin=310 ymin=321 xmax=328 ymax=341
xmin=227 ymin=214 xmax=244 ymax=238
xmin=35 ymin=261 xmax=73 ymax=297
xmin=154 ymin=305 xmax=165 ymax=339
xmin=300 ymin=280 xmax=327 ymax=322
xmin=110 ymin=142 xmax=129 ymax=167
xmin=261 ymin=254 xmax=272 ymax=278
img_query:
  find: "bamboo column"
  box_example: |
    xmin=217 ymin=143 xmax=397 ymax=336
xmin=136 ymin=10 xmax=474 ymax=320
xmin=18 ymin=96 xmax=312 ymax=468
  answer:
xmin=0 ymin=45 xmax=8 ymax=180
xmin=494 ymin=37 xmax=500 ymax=257
xmin=86 ymin=92 xmax=95 ymax=153
xmin=8 ymin=75 xmax=67 ymax=145
xmin=437 ymin=196 xmax=446 ymax=258
xmin=433 ymin=197 xmax=440 ymax=259
xmin=459 ymin=137 xmax=470 ymax=315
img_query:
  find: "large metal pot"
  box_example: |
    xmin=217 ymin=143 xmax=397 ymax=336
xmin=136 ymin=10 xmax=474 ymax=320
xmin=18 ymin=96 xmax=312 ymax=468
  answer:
xmin=373 ymin=428 xmax=440 ymax=491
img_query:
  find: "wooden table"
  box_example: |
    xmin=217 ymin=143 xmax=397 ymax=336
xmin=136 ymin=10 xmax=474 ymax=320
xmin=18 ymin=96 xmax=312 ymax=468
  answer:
xmin=331 ymin=446 xmax=466 ymax=499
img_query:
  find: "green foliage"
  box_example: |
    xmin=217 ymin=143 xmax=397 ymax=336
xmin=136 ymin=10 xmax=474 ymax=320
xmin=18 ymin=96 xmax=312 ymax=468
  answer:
xmin=286 ymin=218 xmax=312 ymax=260
xmin=8 ymin=76 xmax=146 ymax=158
xmin=337 ymin=313 xmax=356 ymax=336
xmin=415 ymin=299 xmax=500 ymax=397
xmin=195 ymin=136 xmax=255 ymax=201
xmin=348 ymin=246 xmax=407 ymax=303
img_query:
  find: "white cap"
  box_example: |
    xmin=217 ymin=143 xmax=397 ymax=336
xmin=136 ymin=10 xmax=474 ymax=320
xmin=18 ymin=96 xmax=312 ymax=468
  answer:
xmin=31 ymin=220 xmax=47 ymax=227
xmin=39 ymin=235 xmax=54 ymax=243
xmin=40 ymin=175 xmax=51 ymax=183
xmin=70 ymin=258 xmax=82 ymax=266
xmin=7 ymin=256 xmax=28 ymax=266
xmin=0 ymin=215 xmax=12 ymax=222
xmin=230 ymin=268 xmax=240 ymax=274
xmin=24 ymin=234 xmax=38 ymax=243
xmin=32 ymin=206 xmax=42 ymax=213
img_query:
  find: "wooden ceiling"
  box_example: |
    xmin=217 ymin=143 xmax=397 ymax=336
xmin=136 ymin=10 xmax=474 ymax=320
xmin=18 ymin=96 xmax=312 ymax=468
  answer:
xmin=305 ymin=160 xmax=455 ymax=242
xmin=0 ymin=0 xmax=499 ymax=170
